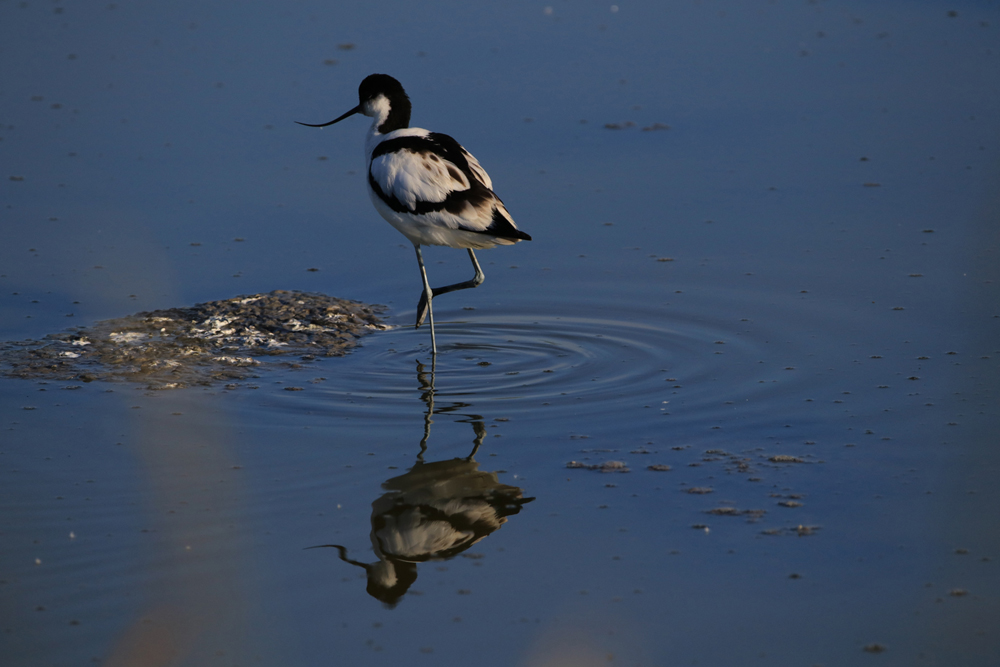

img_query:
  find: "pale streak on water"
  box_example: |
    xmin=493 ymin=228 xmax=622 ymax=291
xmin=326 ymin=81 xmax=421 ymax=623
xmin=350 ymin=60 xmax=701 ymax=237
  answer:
xmin=1 ymin=1 xmax=998 ymax=665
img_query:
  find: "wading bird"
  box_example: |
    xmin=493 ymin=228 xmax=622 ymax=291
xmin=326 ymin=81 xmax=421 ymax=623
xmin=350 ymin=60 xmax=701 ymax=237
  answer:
xmin=298 ymin=74 xmax=531 ymax=354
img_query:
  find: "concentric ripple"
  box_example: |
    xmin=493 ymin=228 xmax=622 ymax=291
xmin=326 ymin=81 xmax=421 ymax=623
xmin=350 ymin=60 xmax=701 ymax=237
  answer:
xmin=272 ymin=297 xmax=825 ymax=423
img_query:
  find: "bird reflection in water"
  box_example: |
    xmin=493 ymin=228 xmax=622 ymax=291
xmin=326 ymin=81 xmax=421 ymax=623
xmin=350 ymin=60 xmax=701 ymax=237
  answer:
xmin=309 ymin=360 xmax=533 ymax=607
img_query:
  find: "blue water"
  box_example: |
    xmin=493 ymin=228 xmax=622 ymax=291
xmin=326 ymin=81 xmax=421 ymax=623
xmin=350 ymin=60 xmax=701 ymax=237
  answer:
xmin=2 ymin=1 xmax=998 ymax=665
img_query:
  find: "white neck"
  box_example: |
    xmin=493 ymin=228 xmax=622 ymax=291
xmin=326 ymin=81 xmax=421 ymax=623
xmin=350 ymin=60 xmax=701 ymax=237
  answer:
xmin=363 ymin=96 xmax=391 ymax=157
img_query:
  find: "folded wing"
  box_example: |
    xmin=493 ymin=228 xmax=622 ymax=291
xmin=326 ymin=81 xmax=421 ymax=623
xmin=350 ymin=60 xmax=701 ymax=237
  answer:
xmin=369 ymin=132 xmax=529 ymax=241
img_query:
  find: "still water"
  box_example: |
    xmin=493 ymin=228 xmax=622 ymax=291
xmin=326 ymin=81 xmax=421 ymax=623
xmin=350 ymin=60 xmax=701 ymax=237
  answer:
xmin=1 ymin=1 xmax=998 ymax=665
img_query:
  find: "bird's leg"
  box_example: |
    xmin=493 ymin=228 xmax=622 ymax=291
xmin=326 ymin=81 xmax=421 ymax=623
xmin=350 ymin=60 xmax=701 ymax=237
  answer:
xmin=416 ymin=358 xmax=436 ymax=457
xmin=414 ymin=245 xmax=437 ymax=354
xmin=415 ymin=249 xmax=486 ymax=328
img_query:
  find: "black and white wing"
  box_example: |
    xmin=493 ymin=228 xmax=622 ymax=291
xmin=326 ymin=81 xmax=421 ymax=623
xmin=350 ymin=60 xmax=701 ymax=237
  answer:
xmin=368 ymin=131 xmax=529 ymax=241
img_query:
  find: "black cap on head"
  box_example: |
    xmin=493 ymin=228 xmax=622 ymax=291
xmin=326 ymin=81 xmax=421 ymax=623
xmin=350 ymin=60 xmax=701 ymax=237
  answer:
xmin=359 ymin=73 xmax=406 ymax=104
xmin=358 ymin=73 xmax=411 ymax=132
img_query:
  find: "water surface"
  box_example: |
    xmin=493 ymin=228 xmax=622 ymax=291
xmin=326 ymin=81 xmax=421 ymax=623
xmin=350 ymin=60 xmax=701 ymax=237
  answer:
xmin=2 ymin=1 xmax=998 ymax=665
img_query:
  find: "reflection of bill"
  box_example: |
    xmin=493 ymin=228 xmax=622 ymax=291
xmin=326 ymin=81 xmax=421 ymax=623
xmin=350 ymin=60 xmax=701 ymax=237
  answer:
xmin=309 ymin=360 xmax=533 ymax=608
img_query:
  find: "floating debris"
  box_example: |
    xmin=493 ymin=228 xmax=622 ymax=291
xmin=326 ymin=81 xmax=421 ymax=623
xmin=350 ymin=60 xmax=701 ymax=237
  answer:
xmin=603 ymin=121 xmax=636 ymax=130
xmin=706 ymin=507 xmax=742 ymax=516
xmin=769 ymin=455 xmax=804 ymax=463
xmin=0 ymin=290 xmax=387 ymax=389
xmin=566 ymin=460 xmax=630 ymax=473
xmin=761 ymin=526 xmax=821 ymax=538
xmin=705 ymin=507 xmax=767 ymax=522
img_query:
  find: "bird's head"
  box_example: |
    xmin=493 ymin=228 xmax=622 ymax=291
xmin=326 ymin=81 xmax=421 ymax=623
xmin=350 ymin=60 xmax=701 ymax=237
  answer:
xmin=297 ymin=73 xmax=411 ymax=134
